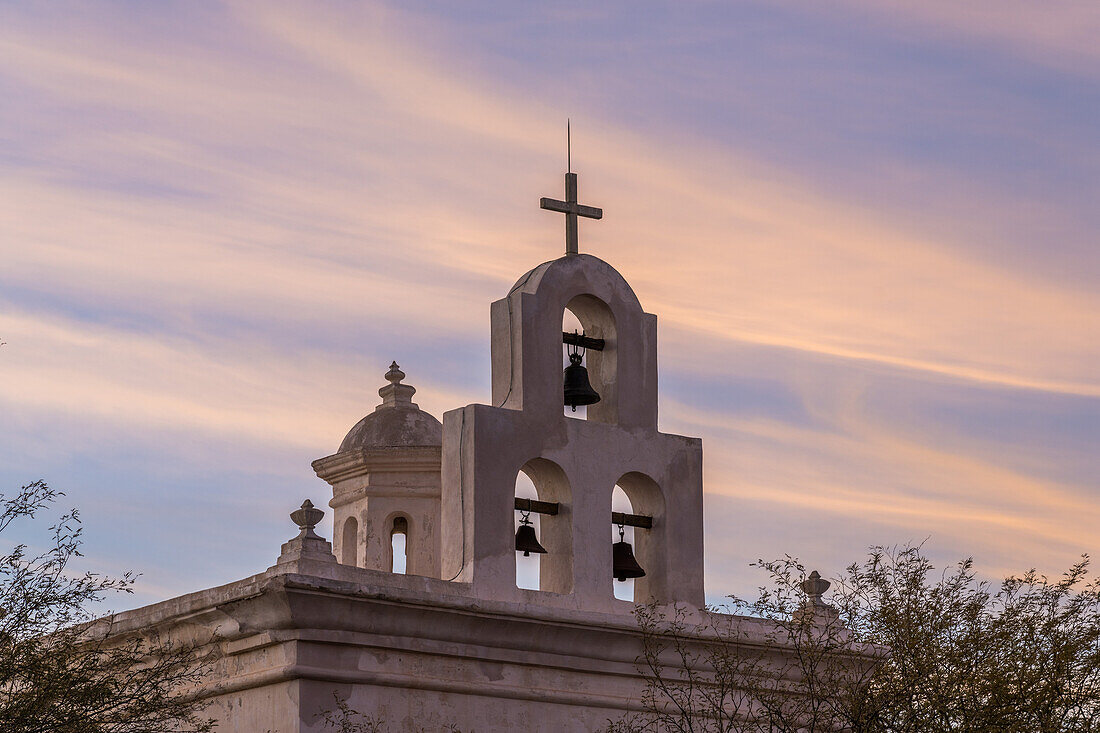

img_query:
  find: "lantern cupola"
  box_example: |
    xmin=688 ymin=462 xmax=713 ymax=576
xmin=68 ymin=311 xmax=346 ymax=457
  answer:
xmin=313 ymin=363 xmax=443 ymax=578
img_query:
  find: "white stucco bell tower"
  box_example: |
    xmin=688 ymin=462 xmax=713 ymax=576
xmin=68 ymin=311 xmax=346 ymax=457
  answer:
xmin=439 ymin=173 xmax=705 ymax=614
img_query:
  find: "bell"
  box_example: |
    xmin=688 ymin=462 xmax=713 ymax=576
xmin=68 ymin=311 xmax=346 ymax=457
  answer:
xmin=515 ymin=516 xmax=547 ymax=557
xmin=563 ymin=351 xmax=600 ymax=411
xmin=613 ymin=528 xmax=646 ymax=582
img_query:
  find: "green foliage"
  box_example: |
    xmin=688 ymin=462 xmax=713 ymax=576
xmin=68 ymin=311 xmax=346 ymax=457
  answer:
xmin=0 ymin=481 xmax=215 ymax=733
xmin=609 ymin=544 xmax=1100 ymax=733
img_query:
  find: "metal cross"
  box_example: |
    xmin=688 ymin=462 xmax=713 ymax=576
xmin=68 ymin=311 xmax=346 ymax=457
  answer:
xmin=541 ymin=173 xmax=602 ymax=255
xmin=539 ymin=120 xmax=602 ymax=254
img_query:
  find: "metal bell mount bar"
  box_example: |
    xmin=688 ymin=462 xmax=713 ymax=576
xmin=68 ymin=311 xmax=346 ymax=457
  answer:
xmin=611 ymin=511 xmax=653 ymax=529
xmin=513 ymin=499 xmax=652 ymax=529
xmin=562 ymin=331 xmax=604 ymax=351
xmin=514 ymin=498 xmax=559 ymax=515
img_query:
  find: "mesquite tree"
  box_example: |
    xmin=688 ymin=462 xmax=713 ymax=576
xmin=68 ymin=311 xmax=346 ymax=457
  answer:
xmin=0 ymin=480 xmax=215 ymax=732
xmin=609 ymin=545 xmax=1100 ymax=733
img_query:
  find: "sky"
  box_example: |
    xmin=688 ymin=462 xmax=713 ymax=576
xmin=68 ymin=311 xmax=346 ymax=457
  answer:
xmin=1 ymin=1 xmax=1098 ymax=610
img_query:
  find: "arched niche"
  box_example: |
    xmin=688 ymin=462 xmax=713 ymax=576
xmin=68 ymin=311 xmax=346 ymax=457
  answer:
xmin=562 ymin=306 xmax=587 ymax=420
xmin=514 ymin=457 xmax=573 ymax=594
xmin=563 ymin=294 xmax=617 ymax=425
xmin=613 ymin=472 xmax=666 ymax=604
xmin=611 ymin=486 xmax=635 ymax=601
xmin=341 ymin=516 xmax=359 ymax=567
xmin=387 ymin=513 xmax=410 ymax=575
xmin=490 ymin=254 xmax=657 ymax=429
xmin=514 ymin=471 xmax=541 ymax=590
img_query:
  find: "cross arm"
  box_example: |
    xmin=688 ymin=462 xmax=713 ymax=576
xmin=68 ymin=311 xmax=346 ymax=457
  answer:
xmin=540 ymin=198 xmax=603 ymax=220
xmin=540 ymin=197 xmax=570 ymax=213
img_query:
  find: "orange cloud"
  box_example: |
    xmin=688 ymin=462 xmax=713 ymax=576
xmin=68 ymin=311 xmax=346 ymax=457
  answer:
xmin=1 ymin=1 xmax=1096 ymax=604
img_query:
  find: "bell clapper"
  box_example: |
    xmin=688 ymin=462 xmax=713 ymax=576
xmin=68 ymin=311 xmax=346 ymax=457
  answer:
xmin=615 ymin=523 xmax=628 ymax=582
xmin=522 ymin=512 xmax=533 ymax=557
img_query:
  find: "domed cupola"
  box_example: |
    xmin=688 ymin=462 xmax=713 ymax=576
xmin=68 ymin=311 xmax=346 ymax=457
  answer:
xmin=312 ymin=362 xmax=444 ymax=578
xmin=338 ymin=362 xmax=442 ymax=452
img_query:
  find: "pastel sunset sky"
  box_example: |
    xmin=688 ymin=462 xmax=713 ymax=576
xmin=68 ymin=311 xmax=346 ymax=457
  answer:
xmin=1 ymin=1 xmax=1097 ymax=609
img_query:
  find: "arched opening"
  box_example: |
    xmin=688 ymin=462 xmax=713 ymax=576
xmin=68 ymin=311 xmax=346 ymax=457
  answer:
xmin=612 ymin=486 xmax=635 ymax=602
xmin=514 ymin=471 xmax=540 ymax=590
xmin=562 ymin=307 xmax=587 ymax=420
xmin=390 ymin=516 xmax=408 ymax=575
xmin=341 ymin=516 xmax=358 ymax=567
xmin=613 ymin=472 xmax=666 ymax=604
xmin=562 ymin=295 xmax=617 ymax=424
xmin=514 ymin=458 xmax=573 ymax=594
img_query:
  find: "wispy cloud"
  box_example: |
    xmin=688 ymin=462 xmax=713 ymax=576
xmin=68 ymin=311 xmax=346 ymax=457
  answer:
xmin=1 ymin=1 xmax=1096 ymax=605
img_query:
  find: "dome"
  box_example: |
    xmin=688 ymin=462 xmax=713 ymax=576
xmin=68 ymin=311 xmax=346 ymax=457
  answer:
xmin=338 ymin=362 xmax=442 ymax=452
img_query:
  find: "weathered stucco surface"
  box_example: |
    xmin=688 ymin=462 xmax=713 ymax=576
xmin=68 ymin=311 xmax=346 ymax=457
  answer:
xmin=442 ymin=254 xmax=704 ymax=612
xmin=113 ymin=547 xmax=788 ymax=732
xmin=111 ymin=252 xmax=731 ymax=731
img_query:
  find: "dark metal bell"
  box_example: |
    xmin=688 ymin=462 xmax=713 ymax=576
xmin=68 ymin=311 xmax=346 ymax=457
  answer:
xmin=563 ymin=352 xmax=600 ymax=411
xmin=613 ymin=540 xmax=646 ymax=582
xmin=515 ymin=520 xmax=547 ymax=557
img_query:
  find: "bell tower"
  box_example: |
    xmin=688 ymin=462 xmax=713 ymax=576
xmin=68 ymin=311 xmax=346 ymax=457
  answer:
xmin=439 ymin=168 xmax=705 ymax=614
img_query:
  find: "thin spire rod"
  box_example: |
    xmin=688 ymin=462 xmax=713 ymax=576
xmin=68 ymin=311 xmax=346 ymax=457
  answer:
xmin=540 ymin=119 xmax=602 ymax=255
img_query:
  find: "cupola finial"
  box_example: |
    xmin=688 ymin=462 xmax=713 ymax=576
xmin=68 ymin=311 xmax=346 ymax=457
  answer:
xmin=378 ymin=361 xmax=416 ymax=408
xmin=386 ymin=361 xmax=405 ymax=385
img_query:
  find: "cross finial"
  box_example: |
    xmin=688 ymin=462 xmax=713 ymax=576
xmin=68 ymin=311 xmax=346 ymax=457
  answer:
xmin=540 ymin=122 xmax=602 ymax=255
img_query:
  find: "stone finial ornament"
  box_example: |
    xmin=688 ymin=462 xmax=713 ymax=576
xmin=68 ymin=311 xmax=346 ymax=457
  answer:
xmin=290 ymin=499 xmax=325 ymax=539
xmin=274 ymin=498 xmax=337 ymax=568
xmin=378 ymin=361 xmax=417 ymax=408
xmin=801 ymin=570 xmax=831 ymax=605
xmin=385 ymin=361 xmax=405 ymax=385
xmin=793 ymin=569 xmax=841 ymax=626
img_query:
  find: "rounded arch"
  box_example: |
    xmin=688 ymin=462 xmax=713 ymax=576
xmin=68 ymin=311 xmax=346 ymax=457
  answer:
xmin=508 ymin=254 xmax=645 ymax=314
xmin=341 ymin=515 xmax=359 ymax=567
xmin=385 ymin=512 xmax=411 ymax=575
xmin=611 ymin=486 xmax=636 ymax=601
xmin=491 ymin=253 xmax=657 ymax=428
xmin=563 ymin=294 xmax=618 ymax=424
xmin=515 ymin=457 xmax=573 ymax=594
xmin=613 ymin=471 xmax=666 ymax=604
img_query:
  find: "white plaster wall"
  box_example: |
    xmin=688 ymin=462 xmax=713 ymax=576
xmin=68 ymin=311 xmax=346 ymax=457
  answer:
xmin=108 ymin=545 xmax=801 ymax=733
xmin=297 ymin=682 xmax=633 ymax=733
xmin=204 ymin=681 xmax=301 ymax=733
xmin=319 ymin=448 xmax=443 ymax=579
xmin=443 ymin=253 xmax=705 ymax=613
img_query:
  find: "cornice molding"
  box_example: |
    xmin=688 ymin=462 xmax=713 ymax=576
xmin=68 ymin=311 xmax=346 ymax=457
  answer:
xmin=312 ymin=446 xmax=442 ymax=484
